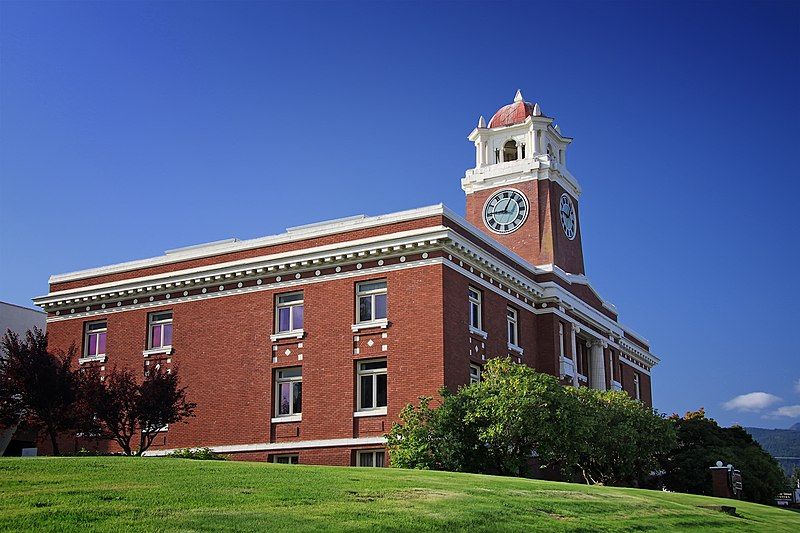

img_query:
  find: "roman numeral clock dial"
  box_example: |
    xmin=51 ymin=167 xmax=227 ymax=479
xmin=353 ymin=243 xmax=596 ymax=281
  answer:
xmin=559 ymin=193 xmax=577 ymax=240
xmin=483 ymin=189 xmax=529 ymax=234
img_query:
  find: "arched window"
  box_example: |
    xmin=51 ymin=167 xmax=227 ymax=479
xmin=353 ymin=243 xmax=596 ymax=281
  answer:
xmin=520 ymin=143 xmax=526 ymax=159
xmin=503 ymin=140 xmax=518 ymax=162
xmin=547 ymin=144 xmax=554 ymax=158
xmin=494 ymin=148 xmax=501 ymax=164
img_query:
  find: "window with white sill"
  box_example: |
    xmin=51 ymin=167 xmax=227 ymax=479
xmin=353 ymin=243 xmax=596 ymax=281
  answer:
xmin=275 ymin=291 xmax=304 ymax=334
xmin=469 ymin=364 xmax=482 ymax=384
xmin=357 ymin=359 xmax=387 ymax=412
xmin=468 ymin=287 xmax=482 ymax=331
xmin=275 ymin=366 xmax=302 ymax=418
xmin=507 ymin=307 xmax=519 ymax=347
xmin=274 ymin=454 xmax=299 ymax=464
xmin=83 ymin=320 xmax=107 ymax=359
xmin=357 ymin=449 xmax=385 ymax=467
xmin=356 ymin=280 xmax=387 ymax=324
xmin=148 ymin=311 xmax=172 ymax=350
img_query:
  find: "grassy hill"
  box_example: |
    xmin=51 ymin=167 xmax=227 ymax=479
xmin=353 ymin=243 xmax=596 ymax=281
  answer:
xmin=0 ymin=457 xmax=797 ymax=532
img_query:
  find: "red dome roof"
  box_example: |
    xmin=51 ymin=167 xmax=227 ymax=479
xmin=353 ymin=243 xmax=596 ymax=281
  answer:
xmin=488 ymin=100 xmax=536 ymax=128
xmin=486 ymin=91 xmax=540 ymax=128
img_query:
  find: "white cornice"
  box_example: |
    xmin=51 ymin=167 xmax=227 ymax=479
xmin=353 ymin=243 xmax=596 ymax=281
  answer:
xmin=35 ymin=227 xmax=450 ymax=307
xmin=461 ymin=158 xmax=581 ymax=198
xmin=48 ymin=204 xmax=451 ymax=285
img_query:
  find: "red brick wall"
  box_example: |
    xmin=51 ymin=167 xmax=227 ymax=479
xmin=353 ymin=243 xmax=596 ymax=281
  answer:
xmin=45 ymin=262 xmax=447 ymax=457
xmin=463 ymin=180 xmax=585 ymax=275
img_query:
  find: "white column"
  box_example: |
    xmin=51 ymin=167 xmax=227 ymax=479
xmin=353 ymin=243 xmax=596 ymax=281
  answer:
xmin=590 ymin=341 xmax=607 ymax=391
xmin=570 ymin=325 xmax=579 ymax=388
xmin=476 ymin=141 xmax=483 ymax=167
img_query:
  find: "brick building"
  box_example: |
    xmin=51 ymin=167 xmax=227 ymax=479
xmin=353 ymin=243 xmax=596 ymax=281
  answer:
xmin=33 ymin=92 xmax=659 ymax=465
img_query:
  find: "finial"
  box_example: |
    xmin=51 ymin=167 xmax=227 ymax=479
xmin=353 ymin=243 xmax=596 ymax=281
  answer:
xmin=478 ymin=115 xmax=486 ymax=128
xmin=514 ymin=89 xmax=524 ymax=103
xmin=533 ymin=103 xmax=541 ymax=116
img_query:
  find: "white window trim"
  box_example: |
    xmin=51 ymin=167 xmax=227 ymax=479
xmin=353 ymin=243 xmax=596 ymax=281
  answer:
xmin=356 ymin=449 xmax=386 ymax=467
xmin=275 ymin=291 xmax=304 ymax=335
xmin=270 ymin=330 xmax=305 ymax=342
xmin=353 ymin=408 xmax=387 ymax=417
xmin=469 ymin=325 xmax=488 ymax=339
xmin=143 ymin=346 xmax=173 ymax=357
xmin=468 ymin=287 xmax=482 ymax=331
xmin=351 ymin=318 xmax=389 ymax=332
xmin=83 ymin=320 xmax=107 ymax=359
xmin=78 ymin=355 xmax=107 ymax=364
xmin=271 ymin=414 xmax=302 ymax=423
xmin=577 ymin=372 xmax=588 ymax=383
xmin=356 ymin=358 xmax=387 ymax=413
xmin=507 ymin=342 xmax=523 ymax=354
xmin=469 ymin=364 xmax=482 ymax=384
xmin=611 ymin=380 xmax=623 ymax=392
xmin=147 ymin=311 xmax=173 ymax=351
xmin=356 ymin=280 xmax=388 ymax=324
xmin=275 ymin=367 xmax=302 ymax=419
xmin=273 ymin=454 xmax=299 ymax=464
xmin=506 ymin=307 xmax=519 ymax=347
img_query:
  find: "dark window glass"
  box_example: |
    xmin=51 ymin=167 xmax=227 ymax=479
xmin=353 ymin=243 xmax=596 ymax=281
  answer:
xmin=360 ymin=375 xmax=373 ymax=409
xmin=376 ymin=374 xmax=387 ymax=407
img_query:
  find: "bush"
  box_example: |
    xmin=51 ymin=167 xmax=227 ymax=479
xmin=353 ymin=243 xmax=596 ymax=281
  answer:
xmin=167 ymin=447 xmax=228 ymax=461
xmin=388 ymin=358 xmax=674 ymax=485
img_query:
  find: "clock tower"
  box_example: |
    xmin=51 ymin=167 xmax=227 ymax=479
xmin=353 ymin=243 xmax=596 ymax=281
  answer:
xmin=462 ymin=91 xmax=586 ymax=275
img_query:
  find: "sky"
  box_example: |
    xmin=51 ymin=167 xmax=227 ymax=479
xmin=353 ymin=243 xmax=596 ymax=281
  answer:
xmin=1 ymin=1 xmax=798 ymax=429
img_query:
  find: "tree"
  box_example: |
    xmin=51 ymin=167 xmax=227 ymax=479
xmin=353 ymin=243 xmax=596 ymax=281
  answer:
xmin=82 ymin=365 xmax=196 ymax=456
xmin=567 ymin=386 xmax=675 ymax=486
xmin=388 ymin=358 xmax=579 ymax=477
xmin=661 ymin=409 xmax=788 ymax=504
xmin=387 ymin=358 xmax=675 ymax=486
xmin=464 ymin=357 xmax=577 ymax=476
xmin=0 ymin=329 xmax=83 ymax=456
xmin=387 ymin=391 xmax=489 ymax=473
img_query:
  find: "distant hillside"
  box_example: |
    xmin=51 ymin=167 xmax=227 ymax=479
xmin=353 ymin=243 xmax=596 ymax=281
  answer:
xmin=790 ymin=422 xmax=800 ymax=431
xmin=745 ymin=426 xmax=800 ymax=476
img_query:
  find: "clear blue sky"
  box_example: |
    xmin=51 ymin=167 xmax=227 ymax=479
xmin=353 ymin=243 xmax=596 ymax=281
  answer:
xmin=1 ymin=1 xmax=798 ymax=428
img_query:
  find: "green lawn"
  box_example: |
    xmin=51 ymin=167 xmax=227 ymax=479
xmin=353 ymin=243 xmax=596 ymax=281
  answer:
xmin=0 ymin=457 xmax=797 ymax=532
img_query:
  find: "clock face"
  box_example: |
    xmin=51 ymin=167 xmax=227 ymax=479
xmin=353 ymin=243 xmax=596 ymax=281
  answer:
xmin=483 ymin=189 xmax=529 ymax=234
xmin=559 ymin=193 xmax=577 ymax=240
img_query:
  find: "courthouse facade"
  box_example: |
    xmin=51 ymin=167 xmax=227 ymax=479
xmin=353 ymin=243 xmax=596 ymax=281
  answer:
xmin=34 ymin=92 xmax=659 ymax=465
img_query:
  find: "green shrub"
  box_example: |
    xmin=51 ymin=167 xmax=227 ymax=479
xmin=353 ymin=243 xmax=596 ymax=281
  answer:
xmin=167 ymin=447 xmax=228 ymax=460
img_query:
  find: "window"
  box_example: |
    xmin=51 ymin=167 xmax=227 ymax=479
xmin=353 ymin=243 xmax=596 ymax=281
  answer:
xmin=469 ymin=364 xmax=481 ymax=384
xmin=503 ymin=140 xmax=518 ymax=162
xmin=634 ymin=373 xmax=641 ymax=400
xmin=274 ymin=454 xmax=299 ymax=464
xmin=275 ymin=367 xmax=302 ymax=418
xmin=494 ymin=148 xmax=500 ymax=164
xmin=520 ymin=143 xmax=526 ymax=159
xmin=576 ymin=340 xmax=589 ymax=380
xmin=357 ymin=359 xmax=387 ymax=412
xmin=357 ymin=450 xmax=385 ymax=467
xmin=558 ymin=322 xmax=565 ymax=358
xmin=148 ymin=311 xmax=173 ymax=350
xmin=507 ymin=307 xmax=519 ymax=346
xmin=83 ymin=321 xmax=107 ymax=358
xmin=468 ymin=287 xmax=482 ymax=330
xmin=276 ymin=292 xmax=304 ymax=333
xmin=356 ymin=280 xmax=387 ymax=323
